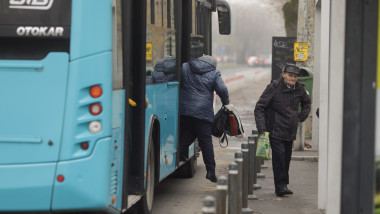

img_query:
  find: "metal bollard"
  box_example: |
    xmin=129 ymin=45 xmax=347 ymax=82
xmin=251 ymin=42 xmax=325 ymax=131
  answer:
xmin=252 ymin=131 xmax=261 ymax=190
xmin=257 ymin=158 xmax=265 ymax=178
xmin=202 ymin=195 xmax=216 ymax=214
xmin=248 ymin=136 xmax=259 ymax=199
xmin=234 ymin=151 xmax=243 ymax=211
xmin=241 ymin=143 xmax=249 ymax=208
xmin=261 ymin=159 xmax=268 ymax=169
xmin=228 ymin=162 xmax=240 ymax=214
xmin=255 ymin=132 xmax=266 ymax=179
xmin=216 ymin=176 xmax=227 ymax=214
xmin=241 ymin=208 xmax=254 ymax=214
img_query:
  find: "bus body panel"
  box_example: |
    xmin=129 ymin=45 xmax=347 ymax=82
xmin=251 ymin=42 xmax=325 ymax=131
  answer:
xmin=145 ymin=83 xmax=179 ymax=181
xmin=111 ymin=90 xmax=126 ymax=211
xmin=0 ymin=53 xmax=69 ymax=164
xmin=52 ymin=137 xmax=112 ymax=211
xmin=70 ymin=0 xmax=112 ymax=61
xmin=59 ymin=52 xmax=112 ymax=161
xmin=0 ymin=162 xmax=56 ymax=211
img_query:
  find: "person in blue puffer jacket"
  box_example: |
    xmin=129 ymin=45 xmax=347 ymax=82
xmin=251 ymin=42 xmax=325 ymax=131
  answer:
xmin=179 ymin=55 xmax=229 ymax=183
xmin=146 ymin=56 xmax=177 ymax=84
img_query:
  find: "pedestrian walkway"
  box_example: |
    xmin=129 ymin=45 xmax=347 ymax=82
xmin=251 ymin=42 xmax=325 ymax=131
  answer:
xmin=214 ymin=139 xmax=322 ymax=214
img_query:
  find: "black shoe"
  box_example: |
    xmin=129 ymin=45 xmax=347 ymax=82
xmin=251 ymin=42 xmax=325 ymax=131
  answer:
xmin=275 ymin=186 xmax=287 ymax=197
xmin=284 ymin=186 xmax=293 ymax=195
xmin=206 ymin=172 xmax=217 ymax=183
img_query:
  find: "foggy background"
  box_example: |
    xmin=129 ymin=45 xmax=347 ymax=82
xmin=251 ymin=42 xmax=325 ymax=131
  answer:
xmin=212 ymin=0 xmax=288 ymax=64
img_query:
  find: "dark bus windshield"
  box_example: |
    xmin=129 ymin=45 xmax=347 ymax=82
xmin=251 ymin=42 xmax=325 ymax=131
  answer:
xmin=0 ymin=0 xmax=71 ymax=38
xmin=0 ymin=0 xmax=71 ymax=60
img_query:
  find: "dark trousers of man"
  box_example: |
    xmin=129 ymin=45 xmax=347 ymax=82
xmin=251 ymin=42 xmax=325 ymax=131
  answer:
xmin=269 ymin=136 xmax=293 ymax=190
xmin=180 ymin=115 xmax=215 ymax=174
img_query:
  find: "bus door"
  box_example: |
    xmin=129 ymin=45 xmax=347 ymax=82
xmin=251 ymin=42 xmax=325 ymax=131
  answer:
xmin=146 ymin=0 xmax=179 ymax=179
xmin=0 ymin=0 xmax=71 ymax=210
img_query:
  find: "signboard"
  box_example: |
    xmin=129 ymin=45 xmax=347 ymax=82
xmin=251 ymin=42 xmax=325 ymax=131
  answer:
xmin=272 ymin=37 xmax=296 ymax=80
xmin=294 ymin=42 xmax=308 ymax=61
xmin=146 ymin=42 xmax=152 ymax=62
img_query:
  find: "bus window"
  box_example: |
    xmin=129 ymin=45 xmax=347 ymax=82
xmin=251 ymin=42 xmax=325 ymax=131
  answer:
xmin=196 ymin=1 xmax=205 ymax=36
xmin=147 ymin=0 xmax=152 ymax=25
xmin=146 ymin=0 xmax=177 ymax=84
xmin=155 ymin=0 xmax=162 ymax=27
xmin=167 ymin=0 xmax=171 ymax=29
xmin=163 ymin=0 xmax=167 ymax=28
xmin=192 ymin=0 xmax=196 ymax=35
xmin=112 ymin=0 xmax=123 ymax=89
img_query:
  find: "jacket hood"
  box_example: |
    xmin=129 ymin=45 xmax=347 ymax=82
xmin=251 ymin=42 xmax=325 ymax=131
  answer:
xmin=155 ymin=56 xmax=176 ymax=74
xmin=189 ymin=58 xmax=215 ymax=74
xmin=162 ymin=56 xmax=176 ymax=74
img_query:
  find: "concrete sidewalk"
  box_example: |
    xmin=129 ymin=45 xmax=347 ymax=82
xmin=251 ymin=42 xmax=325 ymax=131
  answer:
xmin=214 ymin=142 xmax=322 ymax=214
xmin=248 ymin=151 xmax=321 ymax=214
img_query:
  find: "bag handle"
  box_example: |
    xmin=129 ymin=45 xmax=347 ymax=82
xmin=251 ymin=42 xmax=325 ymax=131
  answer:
xmin=219 ymin=132 xmax=228 ymax=148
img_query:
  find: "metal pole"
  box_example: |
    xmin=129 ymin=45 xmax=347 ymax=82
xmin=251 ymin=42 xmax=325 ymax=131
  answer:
xmin=248 ymin=136 xmax=254 ymax=194
xmin=256 ymin=132 xmax=265 ymax=179
xmin=261 ymin=159 xmax=268 ymax=169
xmin=241 ymin=208 xmax=254 ymax=214
xmin=228 ymin=162 xmax=239 ymax=214
xmin=248 ymin=136 xmax=259 ymax=199
xmin=234 ymin=151 xmax=243 ymax=212
xmin=202 ymin=195 xmax=216 ymax=214
xmin=257 ymin=158 xmax=265 ymax=178
xmin=216 ymin=176 xmax=227 ymax=214
xmin=241 ymin=143 xmax=249 ymax=208
xmin=252 ymin=131 xmax=261 ymax=190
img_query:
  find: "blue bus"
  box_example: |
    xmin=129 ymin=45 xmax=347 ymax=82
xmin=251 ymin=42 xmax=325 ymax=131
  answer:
xmin=0 ymin=0 xmax=230 ymax=213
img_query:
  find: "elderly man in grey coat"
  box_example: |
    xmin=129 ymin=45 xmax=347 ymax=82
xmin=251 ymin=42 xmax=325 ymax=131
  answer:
xmin=179 ymin=55 xmax=229 ymax=183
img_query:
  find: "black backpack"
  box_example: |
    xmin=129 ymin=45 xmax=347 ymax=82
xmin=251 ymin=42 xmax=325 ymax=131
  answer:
xmin=212 ymin=106 xmax=229 ymax=147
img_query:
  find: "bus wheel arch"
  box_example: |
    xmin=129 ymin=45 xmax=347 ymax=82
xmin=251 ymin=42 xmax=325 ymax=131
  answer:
xmin=152 ymin=119 xmax=160 ymax=185
xmin=141 ymin=117 xmax=160 ymax=213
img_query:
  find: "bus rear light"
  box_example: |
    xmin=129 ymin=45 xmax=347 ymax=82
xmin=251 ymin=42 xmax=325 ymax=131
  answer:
xmin=57 ymin=175 xmax=64 ymax=182
xmin=81 ymin=142 xmax=89 ymax=150
xmin=89 ymin=103 xmax=102 ymax=115
xmin=90 ymin=85 xmax=102 ymax=98
xmin=89 ymin=121 xmax=102 ymax=134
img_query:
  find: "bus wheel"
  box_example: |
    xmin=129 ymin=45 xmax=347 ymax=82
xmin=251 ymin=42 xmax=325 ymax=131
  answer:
xmin=141 ymin=143 xmax=155 ymax=213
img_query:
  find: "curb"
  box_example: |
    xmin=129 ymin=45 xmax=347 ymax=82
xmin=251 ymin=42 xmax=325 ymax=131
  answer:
xmin=291 ymin=156 xmax=318 ymax=162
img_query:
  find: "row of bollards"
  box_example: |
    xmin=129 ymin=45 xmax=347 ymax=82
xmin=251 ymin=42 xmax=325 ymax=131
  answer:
xmin=202 ymin=130 xmax=268 ymax=214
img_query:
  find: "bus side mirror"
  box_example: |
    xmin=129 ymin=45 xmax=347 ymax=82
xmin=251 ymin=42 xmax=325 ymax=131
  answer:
xmin=217 ymin=0 xmax=231 ymax=35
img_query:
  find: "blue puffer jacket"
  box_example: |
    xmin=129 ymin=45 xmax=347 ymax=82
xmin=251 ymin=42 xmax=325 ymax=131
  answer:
xmin=147 ymin=57 xmax=176 ymax=84
xmin=180 ymin=58 xmax=229 ymax=123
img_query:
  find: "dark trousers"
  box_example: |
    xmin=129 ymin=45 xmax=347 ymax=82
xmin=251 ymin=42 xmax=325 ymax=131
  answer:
xmin=180 ymin=115 xmax=215 ymax=174
xmin=270 ymin=136 xmax=293 ymax=189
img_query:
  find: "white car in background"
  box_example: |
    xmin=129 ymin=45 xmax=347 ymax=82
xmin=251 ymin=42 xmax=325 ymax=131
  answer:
xmin=246 ymin=56 xmax=258 ymax=66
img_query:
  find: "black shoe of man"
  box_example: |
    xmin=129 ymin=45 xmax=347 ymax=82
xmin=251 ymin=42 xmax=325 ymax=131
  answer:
xmin=275 ymin=186 xmax=288 ymax=197
xmin=284 ymin=186 xmax=293 ymax=195
xmin=206 ymin=172 xmax=217 ymax=183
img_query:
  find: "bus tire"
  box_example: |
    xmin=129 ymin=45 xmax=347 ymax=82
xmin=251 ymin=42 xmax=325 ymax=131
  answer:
xmin=141 ymin=142 xmax=155 ymax=213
